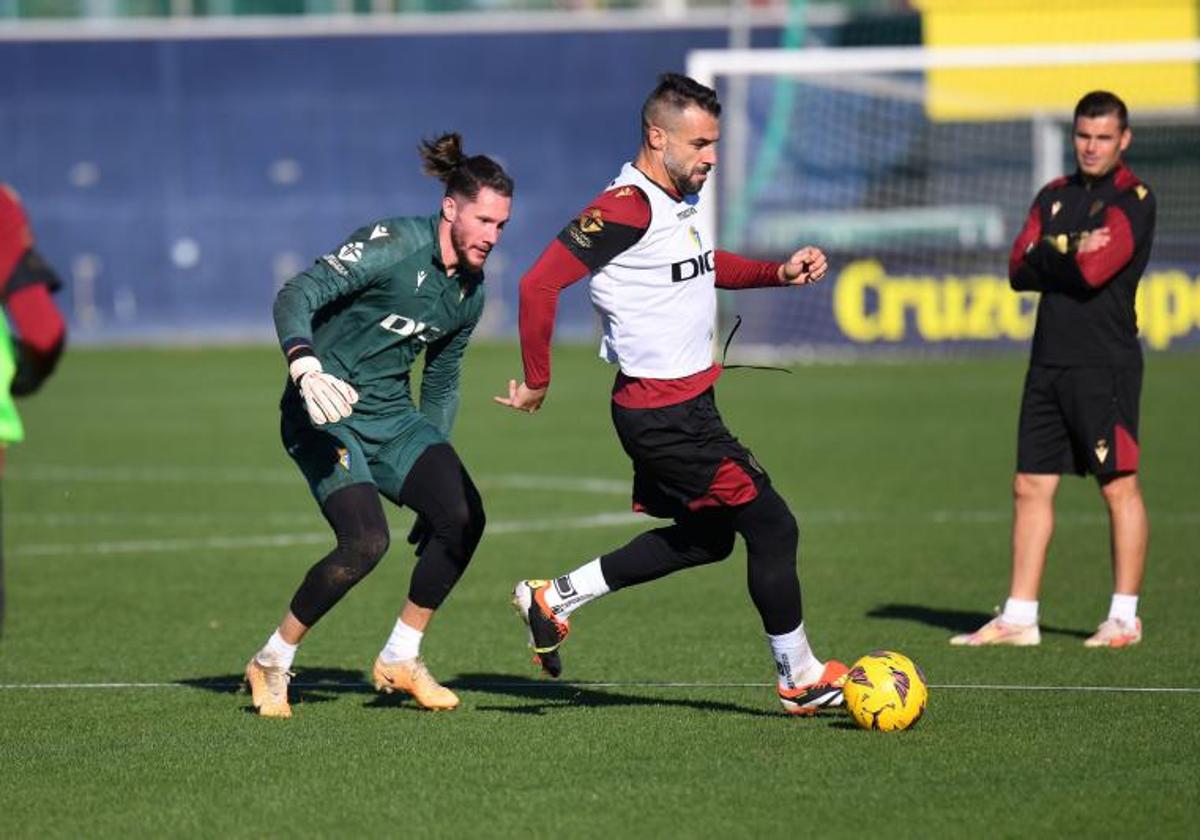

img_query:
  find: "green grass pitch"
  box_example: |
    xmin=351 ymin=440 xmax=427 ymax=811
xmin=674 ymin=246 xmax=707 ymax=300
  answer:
xmin=2 ymin=343 xmax=1198 ymax=837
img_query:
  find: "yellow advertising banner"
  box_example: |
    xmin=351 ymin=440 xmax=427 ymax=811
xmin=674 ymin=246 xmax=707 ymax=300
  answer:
xmin=832 ymin=259 xmax=1200 ymax=350
xmin=913 ymin=0 xmax=1199 ymax=119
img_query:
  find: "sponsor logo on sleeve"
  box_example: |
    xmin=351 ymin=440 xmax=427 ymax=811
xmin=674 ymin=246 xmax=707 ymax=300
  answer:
xmin=565 ymin=225 xmax=593 ymax=250
xmin=614 ymin=187 xmax=634 ymax=198
xmin=322 ymin=254 xmax=350 ymax=277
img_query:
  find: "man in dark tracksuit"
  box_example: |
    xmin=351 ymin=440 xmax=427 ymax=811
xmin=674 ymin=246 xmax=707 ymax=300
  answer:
xmin=244 ymin=134 xmax=513 ymax=717
xmin=952 ymin=91 xmax=1155 ymax=649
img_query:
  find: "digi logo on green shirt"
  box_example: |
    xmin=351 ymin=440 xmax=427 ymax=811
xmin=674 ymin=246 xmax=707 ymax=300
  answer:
xmin=380 ymin=314 xmax=442 ymax=342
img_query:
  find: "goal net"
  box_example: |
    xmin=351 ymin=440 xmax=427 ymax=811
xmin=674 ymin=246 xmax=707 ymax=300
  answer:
xmin=687 ymin=41 xmax=1200 ymax=359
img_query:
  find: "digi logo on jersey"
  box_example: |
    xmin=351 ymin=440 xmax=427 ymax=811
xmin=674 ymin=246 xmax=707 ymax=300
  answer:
xmin=379 ymin=314 xmax=442 ymax=342
xmin=671 ymin=249 xmax=715 ymax=283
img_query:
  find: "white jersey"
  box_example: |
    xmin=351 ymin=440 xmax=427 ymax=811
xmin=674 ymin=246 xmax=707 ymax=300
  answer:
xmin=589 ymin=163 xmax=717 ymax=379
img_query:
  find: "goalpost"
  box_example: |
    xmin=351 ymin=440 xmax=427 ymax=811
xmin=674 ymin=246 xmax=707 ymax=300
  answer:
xmin=687 ymin=41 xmax=1200 ymax=359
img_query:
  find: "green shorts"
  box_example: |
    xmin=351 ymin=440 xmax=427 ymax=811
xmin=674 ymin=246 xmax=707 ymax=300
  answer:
xmin=280 ymin=389 xmax=448 ymax=505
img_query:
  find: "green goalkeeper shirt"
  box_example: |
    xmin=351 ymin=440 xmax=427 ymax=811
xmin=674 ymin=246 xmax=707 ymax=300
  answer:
xmin=273 ymin=213 xmax=485 ymax=437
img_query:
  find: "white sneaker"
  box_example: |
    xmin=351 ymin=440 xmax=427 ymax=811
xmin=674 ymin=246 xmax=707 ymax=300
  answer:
xmin=950 ymin=616 xmax=1040 ymax=647
xmin=244 ymin=658 xmax=293 ymax=718
xmin=1084 ymin=617 xmax=1142 ymax=648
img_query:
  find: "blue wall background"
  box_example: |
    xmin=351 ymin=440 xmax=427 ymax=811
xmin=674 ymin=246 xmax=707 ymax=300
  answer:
xmin=1 ymin=28 xmax=779 ymax=342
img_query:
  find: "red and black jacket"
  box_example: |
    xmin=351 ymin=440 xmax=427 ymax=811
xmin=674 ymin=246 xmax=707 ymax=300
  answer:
xmin=1009 ymin=162 xmax=1155 ymax=367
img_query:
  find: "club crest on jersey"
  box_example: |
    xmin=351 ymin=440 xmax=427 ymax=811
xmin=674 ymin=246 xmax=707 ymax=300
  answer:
xmin=369 ymin=224 xmax=389 ymax=240
xmin=1135 ymin=185 xmax=1148 ymax=200
xmin=614 ymin=187 xmax=635 ymax=198
xmin=336 ymin=447 xmax=351 ymax=471
xmin=338 ymin=241 xmax=364 ymax=263
xmin=1088 ymin=200 xmax=1105 ymax=217
xmin=1095 ymin=438 xmax=1109 ymax=464
xmin=416 ymin=270 xmax=427 ymax=290
xmin=579 ymin=209 xmax=605 ymax=234
xmin=1050 ymin=201 xmax=1062 ymax=218
xmin=688 ymin=226 xmax=702 ymax=250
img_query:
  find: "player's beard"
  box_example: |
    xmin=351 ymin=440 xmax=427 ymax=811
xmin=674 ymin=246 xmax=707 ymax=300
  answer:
xmin=663 ymin=148 xmax=710 ymax=196
xmin=450 ymin=221 xmax=488 ymax=271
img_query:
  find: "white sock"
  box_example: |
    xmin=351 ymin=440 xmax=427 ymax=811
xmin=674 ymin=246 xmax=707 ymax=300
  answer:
xmin=380 ymin=619 xmax=423 ymax=663
xmin=1108 ymin=593 xmax=1139 ymax=624
xmin=255 ymin=630 xmax=298 ymax=670
xmin=541 ymin=559 xmax=610 ymax=620
xmin=1001 ymin=597 xmax=1039 ymax=626
xmin=768 ymin=622 xmax=822 ymax=690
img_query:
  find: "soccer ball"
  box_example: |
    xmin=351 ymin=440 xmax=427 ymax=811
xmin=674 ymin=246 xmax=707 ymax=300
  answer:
xmin=843 ymin=650 xmax=928 ymax=732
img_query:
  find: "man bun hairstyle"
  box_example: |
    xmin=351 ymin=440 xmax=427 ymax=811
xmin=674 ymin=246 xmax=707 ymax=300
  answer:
xmin=418 ymin=132 xmax=514 ymax=200
xmin=1075 ymin=90 xmax=1129 ymax=132
xmin=641 ymin=72 xmax=721 ymax=136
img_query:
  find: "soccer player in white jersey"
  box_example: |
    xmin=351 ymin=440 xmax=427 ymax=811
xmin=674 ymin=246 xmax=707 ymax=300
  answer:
xmin=496 ymin=73 xmax=847 ymax=715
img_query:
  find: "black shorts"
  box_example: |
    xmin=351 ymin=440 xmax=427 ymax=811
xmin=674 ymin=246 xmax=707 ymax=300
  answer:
xmin=610 ymin=388 xmax=769 ymax=518
xmin=1017 ymin=364 xmax=1142 ymax=476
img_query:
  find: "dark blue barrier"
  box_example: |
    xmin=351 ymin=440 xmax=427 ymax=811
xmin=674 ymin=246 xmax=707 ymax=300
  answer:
xmin=1 ymin=27 xmax=781 ymax=342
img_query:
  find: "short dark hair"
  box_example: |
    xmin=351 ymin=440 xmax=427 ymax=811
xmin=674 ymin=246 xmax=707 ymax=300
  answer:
xmin=1074 ymin=90 xmax=1129 ymax=132
xmin=418 ymin=132 xmax=514 ymax=201
xmin=641 ymin=73 xmax=721 ymax=136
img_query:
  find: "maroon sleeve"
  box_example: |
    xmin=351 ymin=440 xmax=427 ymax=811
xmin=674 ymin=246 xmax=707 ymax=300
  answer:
xmin=714 ymin=250 xmax=782 ymax=289
xmin=1075 ymin=205 xmax=1136 ymax=289
xmin=519 ymin=186 xmax=652 ymax=389
xmin=555 ymin=185 xmax=652 ymax=271
xmin=518 ymin=240 xmax=589 ymax=390
xmin=1008 ymin=201 xmax=1043 ymax=284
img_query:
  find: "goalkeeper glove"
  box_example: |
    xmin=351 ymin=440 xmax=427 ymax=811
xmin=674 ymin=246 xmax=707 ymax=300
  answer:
xmin=406 ymin=516 xmax=432 ymax=557
xmin=289 ymin=355 xmax=358 ymax=426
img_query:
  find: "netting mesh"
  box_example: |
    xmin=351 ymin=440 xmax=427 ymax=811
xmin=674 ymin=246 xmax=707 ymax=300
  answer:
xmin=712 ymin=66 xmax=1200 ymax=357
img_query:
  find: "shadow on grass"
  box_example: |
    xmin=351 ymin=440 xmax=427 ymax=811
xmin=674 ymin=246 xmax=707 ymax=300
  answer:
xmin=442 ymin=672 xmax=780 ymax=718
xmin=179 ymin=667 xmax=372 ymax=713
xmin=867 ymin=603 xmax=1090 ymax=640
xmin=179 ymin=669 xmax=832 ymax=720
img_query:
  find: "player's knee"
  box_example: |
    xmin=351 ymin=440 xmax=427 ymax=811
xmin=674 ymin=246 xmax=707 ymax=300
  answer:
xmin=1099 ymin=472 xmax=1140 ymax=504
xmin=339 ymin=526 xmax=390 ymax=577
xmin=703 ymin=528 xmax=737 ymax=564
xmin=435 ymin=495 xmax=486 ymax=562
xmin=1013 ymin=472 xmax=1056 ymax=502
xmin=734 ymin=487 xmax=799 ymax=558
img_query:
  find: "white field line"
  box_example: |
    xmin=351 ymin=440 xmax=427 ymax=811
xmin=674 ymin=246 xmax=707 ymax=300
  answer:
xmin=9 ymin=511 xmax=649 ymax=558
xmin=0 ymin=680 xmax=1197 ymax=693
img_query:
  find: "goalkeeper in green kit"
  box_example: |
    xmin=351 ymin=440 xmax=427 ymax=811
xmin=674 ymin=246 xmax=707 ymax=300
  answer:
xmin=244 ymin=134 xmax=513 ymax=718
